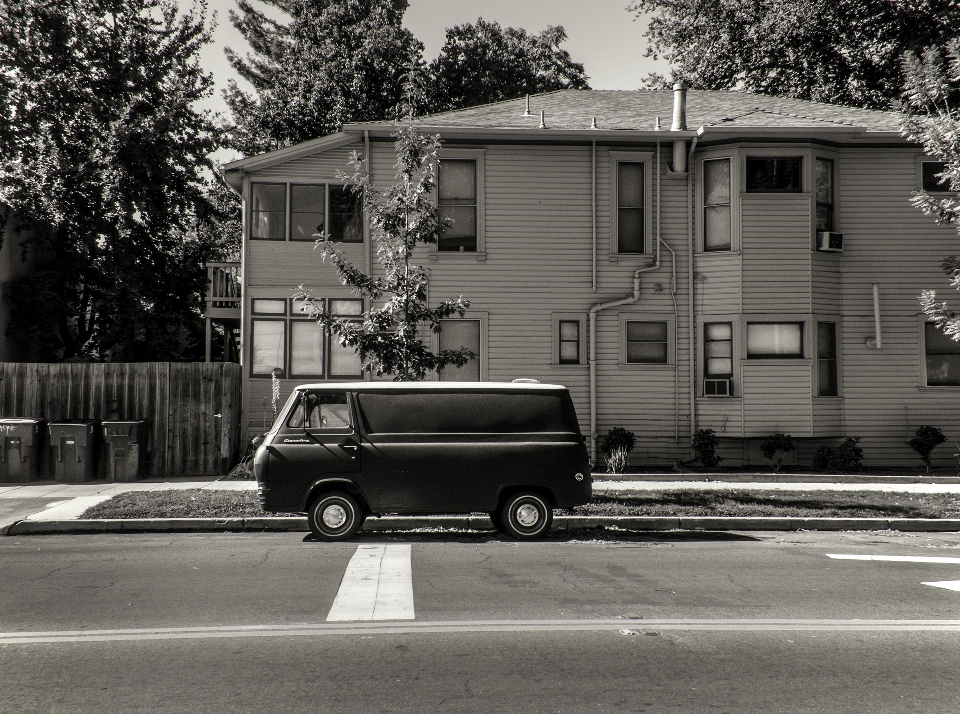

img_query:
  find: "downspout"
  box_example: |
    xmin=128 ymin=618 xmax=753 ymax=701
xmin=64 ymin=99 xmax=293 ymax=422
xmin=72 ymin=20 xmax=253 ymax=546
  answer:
xmin=592 ymin=140 xmax=597 ymax=292
xmin=687 ymin=135 xmax=699 ymax=441
xmin=867 ymin=283 xmax=882 ymax=349
xmin=364 ymin=130 xmax=371 ymax=277
xmin=589 ymin=271 xmax=643 ymax=465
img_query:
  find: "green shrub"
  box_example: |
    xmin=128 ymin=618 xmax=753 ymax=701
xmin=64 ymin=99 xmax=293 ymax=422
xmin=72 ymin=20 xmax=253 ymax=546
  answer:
xmin=602 ymin=427 xmax=636 ymax=474
xmin=908 ymin=425 xmax=947 ymax=473
xmin=812 ymin=437 xmax=863 ymax=473
xmin=760 ymin=432 xmax=796 ymax=472
xmin=692 ymin=428 xmax=723 ymax=468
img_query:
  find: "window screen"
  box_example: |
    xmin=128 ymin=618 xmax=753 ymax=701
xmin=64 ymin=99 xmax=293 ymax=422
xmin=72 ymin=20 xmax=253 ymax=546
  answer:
xmin=626 ymin=321 xmax=668 ymax=363
xmin=617 ymin=162 xmax=644 ymax=253
xmin=815 ymin=159 xmax=834 ymax=231
xmin=290 ymin=321 xmax=324 ymax=377
xmin=439 ymin=160 xmax=477 ymax=251
xmin=439 ymin=319 xmax=480 ymax=381
xmin=251 ymin=320 xmax=285 ymax=375
xmin=329 ymin=185 xmax=363 ymax=242
xmin=357 ymin=392 xmax=576 ymax=434
xmin=251 ymin=183 xmax=286 ymax=239
xmin=747 ymin=323 xmax=803 ymax=357
xmin=290 ymin=184 xmax=325 ymax=241
xmin=925 ymin=323 xmax=960 ymax=385
xmin=703 ymin=159 xmax=731 ymax=251
xmin=817 ymin=322 xmax=838 ymax=396
xmin=922 ymin=161 xmax=950 ymax=193
xmin=746 ymin=158 xmax=801 ymax=192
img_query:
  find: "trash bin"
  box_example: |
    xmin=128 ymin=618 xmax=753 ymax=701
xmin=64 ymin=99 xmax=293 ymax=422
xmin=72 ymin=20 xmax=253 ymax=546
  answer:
xmin=0 ymin=418 xmax=44 ymax=482
xmin=102 ymin=421 xmax=148 ymax=482
xmin=48 ymin=421 xmax=99 ymax=482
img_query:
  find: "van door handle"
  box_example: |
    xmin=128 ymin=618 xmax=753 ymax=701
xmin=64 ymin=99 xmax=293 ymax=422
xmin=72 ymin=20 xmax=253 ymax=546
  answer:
xmin=339 ymin=443 xmax=359 ymax=452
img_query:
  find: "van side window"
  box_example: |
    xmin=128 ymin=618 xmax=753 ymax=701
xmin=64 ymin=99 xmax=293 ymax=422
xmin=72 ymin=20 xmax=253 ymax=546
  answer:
xmin=356 ymin=392 xmax=576 ymax=434
xmin=287 ymin=392 xmax=352 ymax=431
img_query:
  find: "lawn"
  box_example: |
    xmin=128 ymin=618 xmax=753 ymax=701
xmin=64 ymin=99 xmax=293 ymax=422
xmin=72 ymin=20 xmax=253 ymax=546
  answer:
xmin=80 ymin=488 xmax=960 ymax=520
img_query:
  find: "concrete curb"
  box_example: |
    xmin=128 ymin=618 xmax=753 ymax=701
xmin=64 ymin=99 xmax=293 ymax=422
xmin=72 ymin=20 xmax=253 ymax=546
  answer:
xmin=6 ymin=515 xmax=960 ymax=536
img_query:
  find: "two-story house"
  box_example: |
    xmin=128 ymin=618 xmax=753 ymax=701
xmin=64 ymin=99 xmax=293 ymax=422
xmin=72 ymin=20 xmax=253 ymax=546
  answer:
xmin=222 ymin=87 xmax=959 ymax=469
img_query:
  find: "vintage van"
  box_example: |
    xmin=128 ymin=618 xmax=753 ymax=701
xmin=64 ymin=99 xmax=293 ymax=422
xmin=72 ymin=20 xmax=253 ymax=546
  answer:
xmin=253 ymin=382 xmax=592 ymax=540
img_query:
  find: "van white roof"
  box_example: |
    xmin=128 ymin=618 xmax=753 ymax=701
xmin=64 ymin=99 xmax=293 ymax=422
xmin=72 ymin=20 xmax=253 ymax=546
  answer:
xmin=293 ymin=381 xmax=568 ymax=391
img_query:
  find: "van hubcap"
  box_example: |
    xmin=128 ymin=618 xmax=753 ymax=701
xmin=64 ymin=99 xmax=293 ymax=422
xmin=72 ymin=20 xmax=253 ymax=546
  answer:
xmin=322 ymin=504 xmax=348 ymax=528
xmin=516 ymin=504 xmax=540 ymax=527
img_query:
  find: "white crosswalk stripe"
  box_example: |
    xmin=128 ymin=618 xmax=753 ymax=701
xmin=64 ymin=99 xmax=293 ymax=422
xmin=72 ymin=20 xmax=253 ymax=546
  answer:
xmin=326 ymin=544 xmax=415 ymax=621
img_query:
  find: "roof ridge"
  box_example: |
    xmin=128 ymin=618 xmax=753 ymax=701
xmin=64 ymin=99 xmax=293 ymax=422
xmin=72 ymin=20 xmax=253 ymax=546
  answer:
xmin=411 ymin=88 xmax=578 ymax=122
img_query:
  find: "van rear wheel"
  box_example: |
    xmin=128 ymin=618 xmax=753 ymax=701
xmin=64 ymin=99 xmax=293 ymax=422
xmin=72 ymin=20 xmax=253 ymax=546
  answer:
xmin=308 ymin=491 xmax=363 ymax=541
xmin=501 ymin=492 xmax=552 ymax=540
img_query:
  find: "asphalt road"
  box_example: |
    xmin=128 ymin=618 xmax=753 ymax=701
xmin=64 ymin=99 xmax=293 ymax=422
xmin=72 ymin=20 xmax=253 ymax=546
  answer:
xmin=3 ymin=529 xmax=960 ymax=713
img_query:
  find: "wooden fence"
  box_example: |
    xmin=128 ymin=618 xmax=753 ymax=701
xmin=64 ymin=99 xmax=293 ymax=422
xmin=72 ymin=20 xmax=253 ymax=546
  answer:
xmin=0 ymin=362 xmax=242 ymax=478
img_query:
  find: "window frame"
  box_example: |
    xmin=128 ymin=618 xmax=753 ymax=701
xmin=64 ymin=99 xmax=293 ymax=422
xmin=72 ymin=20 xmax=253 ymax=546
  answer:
xmin=921 ymin=319 xmax=960 ymax=387
xmin=433 ymin=149 xmax=486 ymax=261
xmin=702 ymin=157 xmax=733 ymax=252
xmin=703 ymin=321 xmax=735 ymax=396
xmin=816 ymin=321 xmax=840 ymax=397
xmin=248 ymin=296 xmax=364 ymax=379
xmin=250 ymin=317 xmax=287 ymax=378
xmin=436 ymin=312 xmax=488 ymax=381
xmin=745 ymin=321 xmax=806 ymax=359
xmin=918 ymin=159 xmax=954 ymax=194
xmin=552 ymin=313 xmax=587 ymax=366
xmin=619 ymin=314 xmax=675 ymax=367
xmin=248 ymin=181 xmax=363 ymax=243
xmin=609 ymin=151 xmax=654 ymax=260
xmin=815 ymin=157 xmax=835 ymax=232
xmin=744 ymin=156 xmax=803 ymax=193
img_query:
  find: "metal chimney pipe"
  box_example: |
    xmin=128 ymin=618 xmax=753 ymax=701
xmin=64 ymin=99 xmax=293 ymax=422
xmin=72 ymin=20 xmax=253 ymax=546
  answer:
xmin=671 ymin=82 xmax=687 ymax=131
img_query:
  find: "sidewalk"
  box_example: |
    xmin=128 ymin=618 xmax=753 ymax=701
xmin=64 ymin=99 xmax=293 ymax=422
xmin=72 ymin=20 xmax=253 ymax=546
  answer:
xmin=4 ymin=475 xmax=960 ymax=536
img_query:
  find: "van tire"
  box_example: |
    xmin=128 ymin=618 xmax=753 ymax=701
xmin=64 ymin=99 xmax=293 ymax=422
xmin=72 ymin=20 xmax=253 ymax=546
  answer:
xmin=501 ymin=492 xmax=552 ymax=539
xmin=308 ymin=491 xmax=363 ymax=541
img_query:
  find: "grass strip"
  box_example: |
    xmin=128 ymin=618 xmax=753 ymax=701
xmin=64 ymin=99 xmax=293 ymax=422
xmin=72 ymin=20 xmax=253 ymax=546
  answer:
xmin=81 ymin=488 xmax=960 ymax=520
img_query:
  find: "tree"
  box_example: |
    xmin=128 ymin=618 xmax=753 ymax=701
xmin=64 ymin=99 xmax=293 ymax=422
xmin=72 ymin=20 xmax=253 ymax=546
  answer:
xmin=223 ymin=0 xmax=423 ymax=155
xmin=628 ymin=0 xmax=960 ymax=109
xmin=293 ymin=126 xmax=472 ymax=381
xmin=424 ymin=19 xmax=590 ymax=114
xmin=0 ymin=0 xmax=224 ymax=361
xmin=899 ymin=41 xmax=960 ymax=338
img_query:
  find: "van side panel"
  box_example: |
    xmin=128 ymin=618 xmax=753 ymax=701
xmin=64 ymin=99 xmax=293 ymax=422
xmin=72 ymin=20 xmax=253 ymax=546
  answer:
xmin=363 ymin=434 xmax=588 ymax=513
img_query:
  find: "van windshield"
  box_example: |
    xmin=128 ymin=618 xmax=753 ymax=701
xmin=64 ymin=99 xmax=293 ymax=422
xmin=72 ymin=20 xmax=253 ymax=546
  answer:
xmin=356 ymin=391 xmax=577 ymax=434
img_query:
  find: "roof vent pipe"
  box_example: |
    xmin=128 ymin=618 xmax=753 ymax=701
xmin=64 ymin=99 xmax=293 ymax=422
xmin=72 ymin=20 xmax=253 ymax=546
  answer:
xmin=671 ymin=82 xmax=687 ymax=131
xmin=671 ymin=82 xmax=688 ymax=173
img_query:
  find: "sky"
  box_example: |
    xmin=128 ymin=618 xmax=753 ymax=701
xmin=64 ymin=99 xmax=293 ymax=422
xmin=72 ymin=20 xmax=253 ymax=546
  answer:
xmin=196 ymin=0 xmax=668 ymax=120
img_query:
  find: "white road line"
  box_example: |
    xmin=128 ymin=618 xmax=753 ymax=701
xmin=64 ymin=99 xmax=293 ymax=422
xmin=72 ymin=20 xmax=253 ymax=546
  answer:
xmin=826 ymin=554 xmax=960 ymax=564
xmin=326 ymin=544 xmax=414 ymax=622
xmin=4 ymin=619 xmax=960 ymax=644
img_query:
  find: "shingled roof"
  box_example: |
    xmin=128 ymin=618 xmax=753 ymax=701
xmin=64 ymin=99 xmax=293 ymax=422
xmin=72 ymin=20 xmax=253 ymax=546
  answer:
xmin=386 ymin=89 xmax=901 ymax=134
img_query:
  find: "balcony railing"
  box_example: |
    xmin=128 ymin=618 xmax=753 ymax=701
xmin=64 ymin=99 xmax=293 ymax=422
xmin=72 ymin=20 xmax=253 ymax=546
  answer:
xmin=206 ymin=262 xmax=241 ymax=313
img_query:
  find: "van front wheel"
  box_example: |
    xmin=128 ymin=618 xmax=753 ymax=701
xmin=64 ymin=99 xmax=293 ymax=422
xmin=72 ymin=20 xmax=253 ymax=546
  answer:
xmin=501 ymin=492 xmax=552 ymax=539
xmin=308 ymin=491 xmax=363 ymax=541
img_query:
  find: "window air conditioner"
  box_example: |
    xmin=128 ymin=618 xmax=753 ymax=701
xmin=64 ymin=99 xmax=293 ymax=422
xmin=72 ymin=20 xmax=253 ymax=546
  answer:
xmin=817 ymin=231 xmax=844 ymax=252
xmin=704 ymin=378 xmax=732 ymax=396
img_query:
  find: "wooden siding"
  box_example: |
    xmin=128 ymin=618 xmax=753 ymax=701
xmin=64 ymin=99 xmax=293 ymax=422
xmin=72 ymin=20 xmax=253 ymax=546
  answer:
xmin=740 ymin=194 xmax=811 ymax=314
xmin=239 ymin=135 xmax=960 ymax=469
xmin=740 ymin=361 xmax=813 ymax=437
xmin=0 ymin=363 xmax=242 ymax=477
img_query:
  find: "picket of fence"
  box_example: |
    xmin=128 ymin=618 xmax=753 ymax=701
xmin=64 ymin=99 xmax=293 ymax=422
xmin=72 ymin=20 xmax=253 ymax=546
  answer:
xmin=0 ymin=362 xmax=242 ymax=478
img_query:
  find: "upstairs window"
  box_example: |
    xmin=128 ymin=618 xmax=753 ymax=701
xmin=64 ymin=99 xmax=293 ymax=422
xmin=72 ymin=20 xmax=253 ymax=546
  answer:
xmin=922 ymin=161 xmax=951 ymax=193
xmin=617 ymin=162 xmax=646 ymax=253
xmin=250 ymin=183 xmax=362 ymax=242
xmin=251 ymin=183 xmax=286 ymax=240
xmin=703 ymin=158 xmax=732 ymax=251
xmin=815 ymin=158 xmax=835 ymax=231
xmin=438 ymin=160 xmax=478 ymax=252
xmin=746 ymin=323 xmax=803 ymax=358
xmin=558 ymin=320 xmax=581 ymax=365
xmin=746 ymin=157 xmax=802 ymax=193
